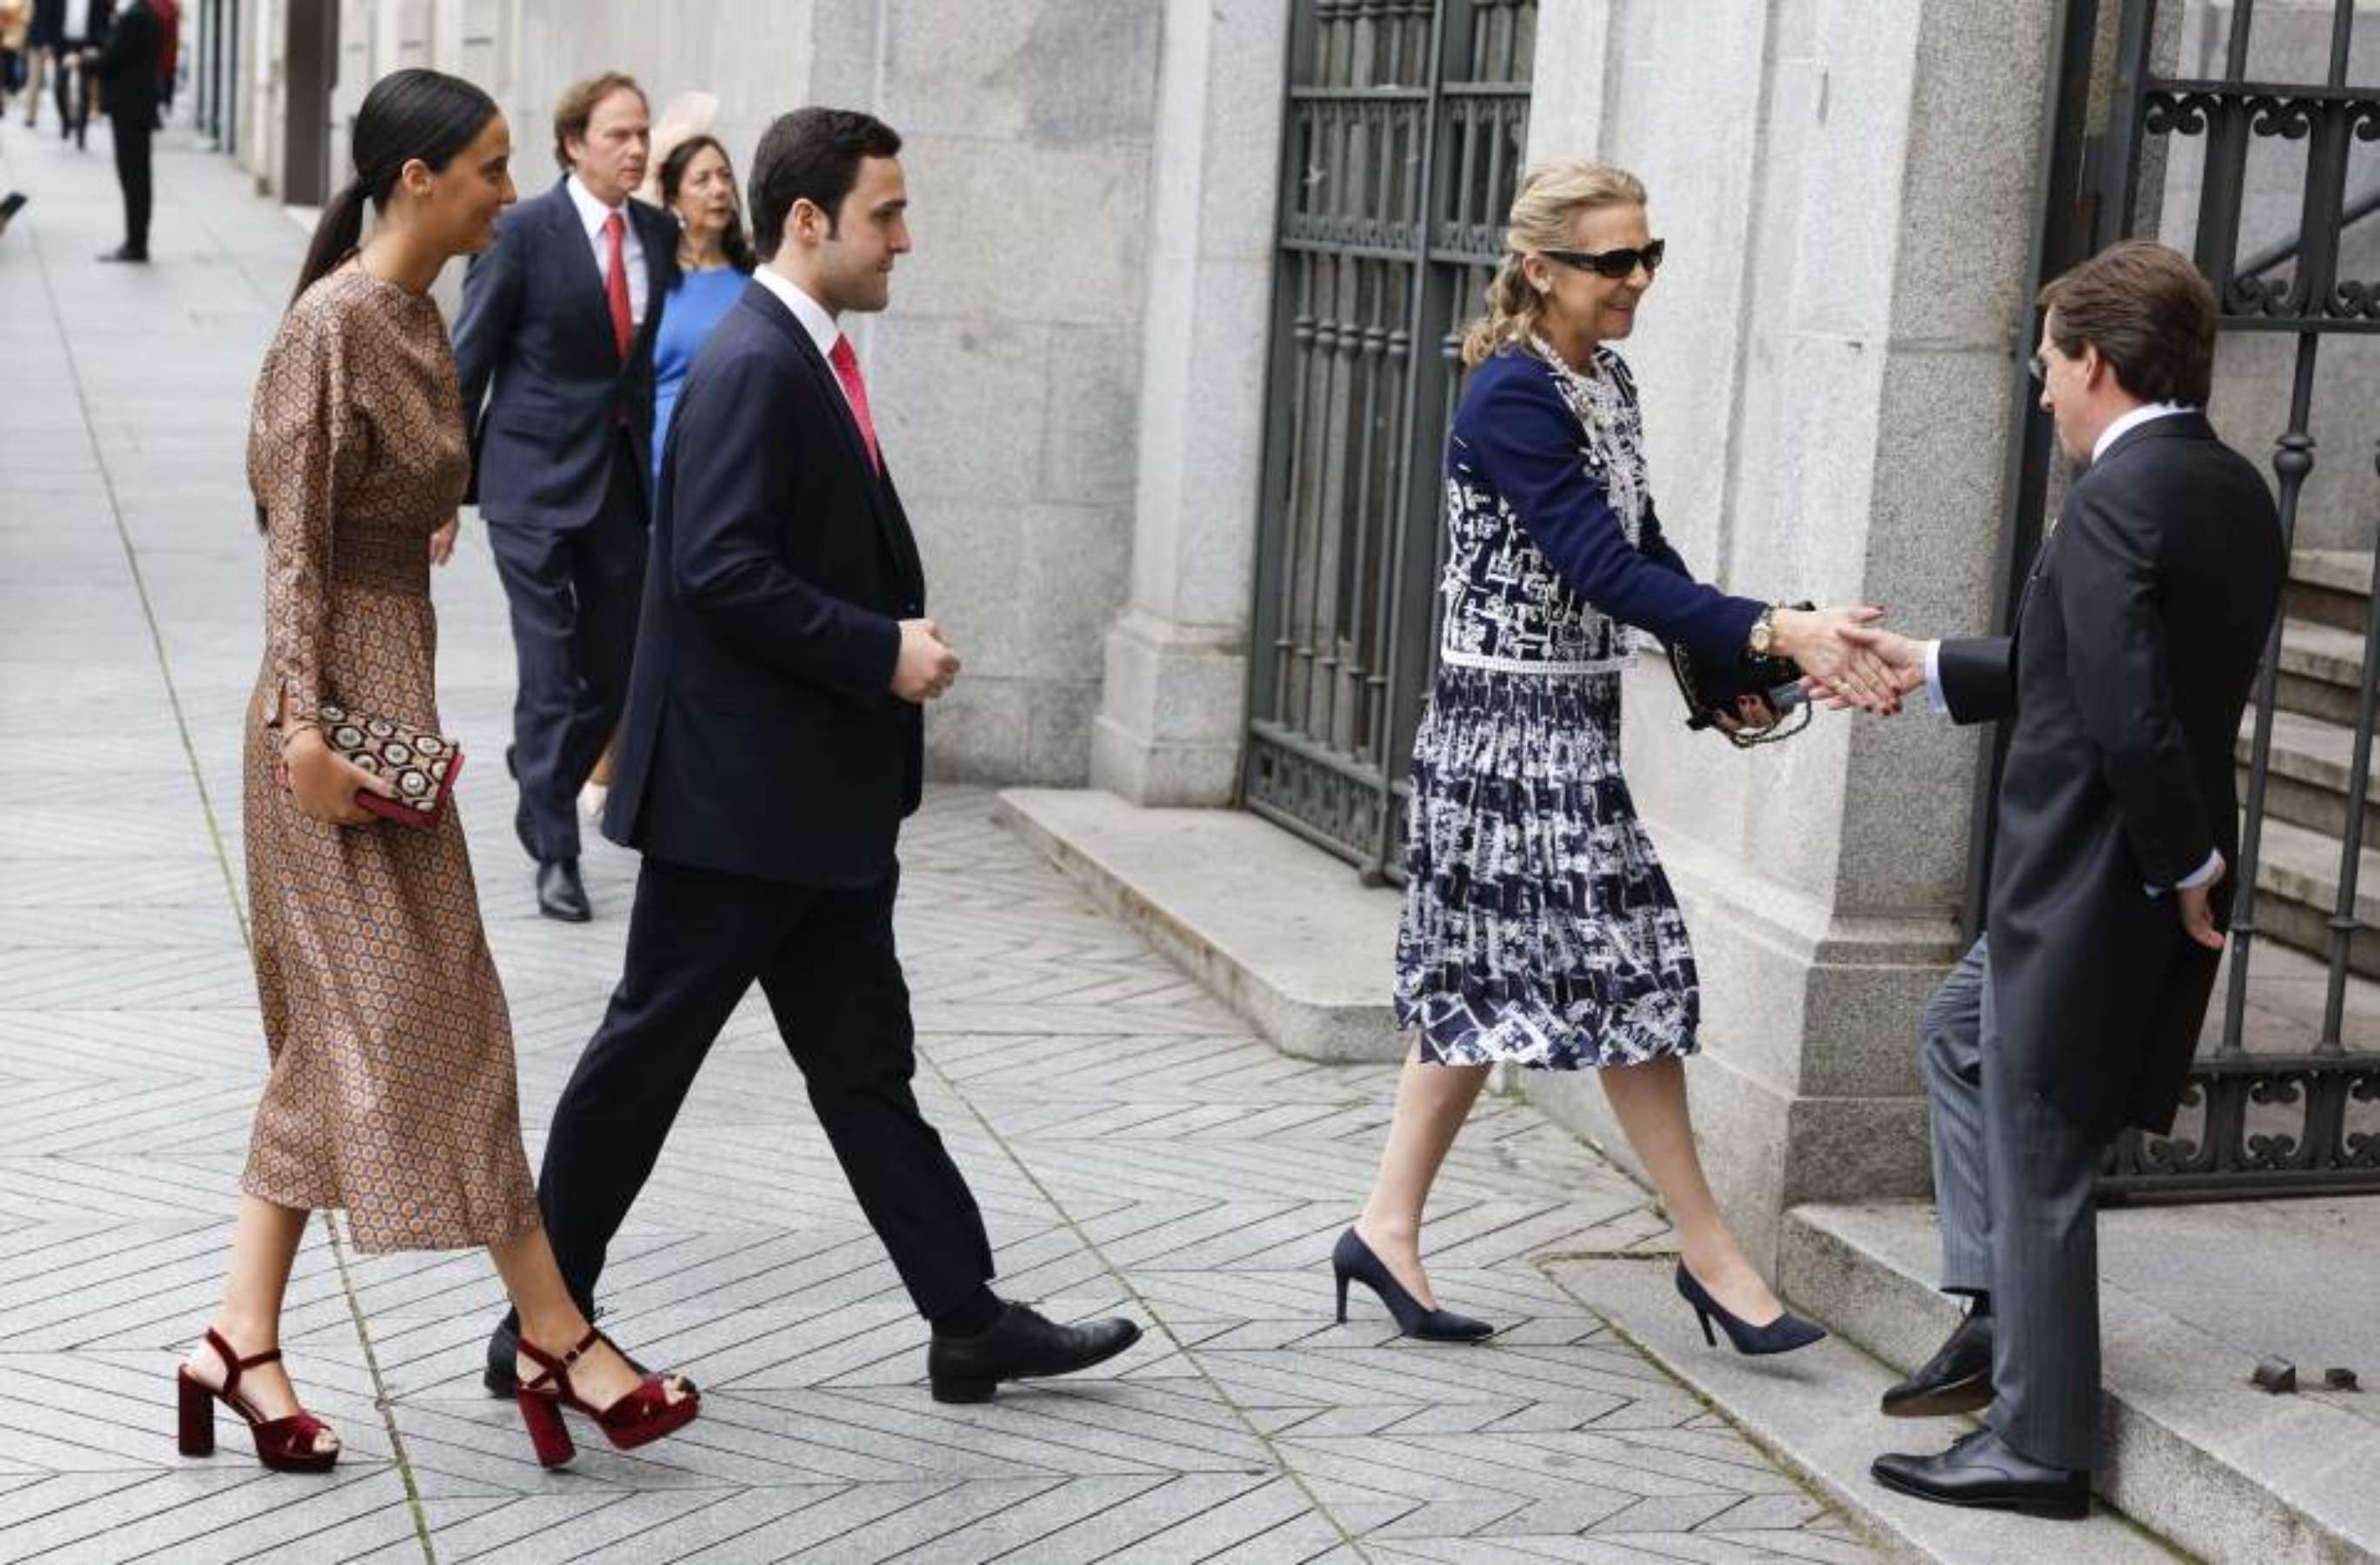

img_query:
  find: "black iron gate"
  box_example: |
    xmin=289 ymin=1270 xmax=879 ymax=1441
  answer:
xmin=1242 ymin=0 xmax=1536 ymax=881
xmin=2000 ymin=0 xmax=2380 ymax=1195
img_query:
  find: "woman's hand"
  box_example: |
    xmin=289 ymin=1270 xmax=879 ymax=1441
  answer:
xmin=279 ymin=727 xmax=398 ymax=826
xmin=1803 ymin=623 xmax=1930 ymax=712
xmin=429 ymin=516 xmax=459 ymax=567
xmin=1770 ymin=605 xmax=1903 ymax=715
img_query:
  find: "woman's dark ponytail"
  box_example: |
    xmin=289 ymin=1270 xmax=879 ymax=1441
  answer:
xmin=281 ymin=68 xmax=500 ymax=312
xmin=290 ymin=179 xmax=373 ymax=308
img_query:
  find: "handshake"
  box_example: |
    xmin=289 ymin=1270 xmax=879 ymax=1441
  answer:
xmin=1787 ymin=610 xmax=1925 ymax=718
xmin=1678 ymin=605 xmax=1917 ymax=741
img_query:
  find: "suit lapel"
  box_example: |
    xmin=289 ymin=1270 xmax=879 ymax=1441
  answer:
xmin=545 ymin=181 xmax=619 ymax=368
xmin=743 ymin=289 xmax=921 ymax=588
xmin=2015 ymin=413 xmax=2210 ymax=645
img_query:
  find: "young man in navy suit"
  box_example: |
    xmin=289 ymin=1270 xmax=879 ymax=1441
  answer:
xmin=483 ymin=107 xmax=1141 ymax=1403
xmin=454 ymin=71 xmax=677 ymax=922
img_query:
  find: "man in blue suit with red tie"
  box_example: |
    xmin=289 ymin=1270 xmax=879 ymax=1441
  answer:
xmin=454 ymin=70 xmax=676 ymax=922
xmin=482 ymin=105 xmax=1143 ymax=1405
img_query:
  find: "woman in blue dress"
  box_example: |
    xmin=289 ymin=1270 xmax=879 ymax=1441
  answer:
xmin=1333 ymin=160 xmax=1899 ymax=1353
xmin=648 ymin=132 xmax=753 ymax=490
xmin=581 ymin=130 xmax=751 ymax=821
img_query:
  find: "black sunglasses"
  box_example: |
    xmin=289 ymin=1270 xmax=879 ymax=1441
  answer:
xmin=1541 ymin=239 xmax=1666 ymax=280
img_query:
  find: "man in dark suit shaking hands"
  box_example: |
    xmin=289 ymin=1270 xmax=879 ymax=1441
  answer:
xmin=454 ymin=71 xmax=676 ymax=922
xmin=1813 ymin=242 xmax=2283 ymax=1517
xmin=483 ymin=106 xmax=1141 ymax=1404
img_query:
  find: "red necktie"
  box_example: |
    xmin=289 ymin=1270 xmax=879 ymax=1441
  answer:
xmin=829 ymin=335 xmax=882 ymax=475
xmin=602 ymin=210 xmax=632 ymax=360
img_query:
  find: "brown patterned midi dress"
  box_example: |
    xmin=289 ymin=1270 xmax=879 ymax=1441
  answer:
xmin=239 ymin=269 xmax=541 ymax=1254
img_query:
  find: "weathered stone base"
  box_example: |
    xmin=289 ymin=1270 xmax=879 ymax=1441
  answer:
xmin=1088 ymin=609 xmax=1249 ymax=807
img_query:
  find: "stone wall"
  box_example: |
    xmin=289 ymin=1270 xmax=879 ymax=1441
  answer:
xmin=323 ymin=0 xmax=1162 ymax=785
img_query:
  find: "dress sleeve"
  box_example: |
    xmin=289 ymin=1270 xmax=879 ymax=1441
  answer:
xmin=1462 ymin=363 xmax=1763 ymax=658
xmin=247 ymin=300 xmax=358 ymax=732
xmin=1638 ymin=499 xmax=1692 ymax=580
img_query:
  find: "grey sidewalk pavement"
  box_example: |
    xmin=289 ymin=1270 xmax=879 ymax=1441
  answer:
xmin=0 ymin=110 xmax=1873 ymax=1562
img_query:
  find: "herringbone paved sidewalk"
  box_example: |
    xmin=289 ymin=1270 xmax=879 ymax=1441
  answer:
xmin=0 ymin=111 xmax=1874 ymax=1563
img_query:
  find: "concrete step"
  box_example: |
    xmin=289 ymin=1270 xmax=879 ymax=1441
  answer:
xmin=1779 ymin=1202 xmax=2380 ymax=1565
xmin=2245 ymin=815 xmax=2380 ymax=980
xmin=2237 ymin=704 xmax=2380 ymax=837
xmin=2285 ymin=548 xmax=2373 ymax=634
xmin=994 ymin=786 xmax=1404 ymax=1061
xmin=2272 ymin=618 xmax=2370 ymax=725
xmin=1541 ymin=1255 xmax=2184 ymax=1563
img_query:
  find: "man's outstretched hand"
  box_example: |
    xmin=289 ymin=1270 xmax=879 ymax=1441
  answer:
xmin=1803 ymin=623 xmax=1929 ymax=713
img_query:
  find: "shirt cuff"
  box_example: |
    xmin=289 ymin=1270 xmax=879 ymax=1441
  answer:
xmin=1923 ymin=639 xmax=1948 ymax=715
xmin=2147 ymin=849 xmax=2223 ymax=900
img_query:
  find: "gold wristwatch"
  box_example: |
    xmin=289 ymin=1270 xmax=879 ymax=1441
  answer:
xmin=1748 ymin=606 xmax=1778 ymax=656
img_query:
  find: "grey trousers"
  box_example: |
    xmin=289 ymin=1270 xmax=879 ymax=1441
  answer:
xmin=1920 ymin=933 xmax=2106 ymax=1471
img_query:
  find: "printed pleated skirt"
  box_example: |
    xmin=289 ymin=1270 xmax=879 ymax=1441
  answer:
xmin=1392 ymin=664 xmax=1701 ymax=1069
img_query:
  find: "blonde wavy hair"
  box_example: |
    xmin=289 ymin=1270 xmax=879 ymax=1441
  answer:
xmin=1459 ymin=159 xmax=1650 ymax=368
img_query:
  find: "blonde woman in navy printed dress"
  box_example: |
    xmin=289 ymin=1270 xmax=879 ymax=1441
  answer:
xmin=1331 ymin=161 xmax=1901 ymax=1352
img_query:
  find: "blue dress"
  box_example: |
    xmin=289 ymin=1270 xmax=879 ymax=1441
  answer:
xmin=650 ymin=266 xmax=749 ymax=488
xmin=1392 ymin=343 xmax=1766 ymax=1070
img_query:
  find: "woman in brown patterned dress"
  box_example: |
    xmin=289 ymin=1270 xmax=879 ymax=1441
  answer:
xmin=175 ymin=69 xmax=697 ymax=1473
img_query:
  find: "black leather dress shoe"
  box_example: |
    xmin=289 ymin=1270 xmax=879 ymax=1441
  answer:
xmin=97 ymin=244 xmax=148 ymax=263
xmin=1883 ymin=1309 xmax=1994 ymax=1417
xmin=505 ymin=743 xmax=537 ymax=860
xmin=537 ymin=858 xmax=590 ymax=922
xmin=1872 ymin=1428 xmax=2090 ymax=1520
xmin=926 ymin=1302 xmax=1141 ymax=1404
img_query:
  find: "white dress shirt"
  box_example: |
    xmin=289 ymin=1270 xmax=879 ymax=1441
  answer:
xmin=750 ymin=266 xmax=867 ymax=423
xmin=1920 ymin=400 xmax=2217 ymax=892
xmin=564 ymin=174 xmax=648 ymax=328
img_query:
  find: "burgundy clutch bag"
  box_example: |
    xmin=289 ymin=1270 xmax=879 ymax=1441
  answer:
xmin=317 ymin=703 xmax=464 ymax=829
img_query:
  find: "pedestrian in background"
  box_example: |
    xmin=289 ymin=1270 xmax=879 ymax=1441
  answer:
xmin=452 ymin=70 xmax=676 ymax=922
xmin=50 ymin=0 xmax=106 ymax=148
xmin=85 ymin=0 xmax=158 ymax=263
xmin=183 ymin=66 xmax=697 ymax=1478
xmin=576 ymin=122 xmax=750 ymax=824
xmin=0 ymin=0 xmax=30 ymax=119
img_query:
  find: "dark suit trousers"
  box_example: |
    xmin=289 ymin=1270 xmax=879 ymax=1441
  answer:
xmin=485 ymin=433 xmax=644 ymax=862
xmin=535 ymin=856 xmax=995 ymax=1321
xmin=111 ymin=115 xmax=150 ymax=255
xmin=1922 ymin=935 xmax=2105 ymax=1471
xmin=54 ymin=49 xmax=90 ymax=139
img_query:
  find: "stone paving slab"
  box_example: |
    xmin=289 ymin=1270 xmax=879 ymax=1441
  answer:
xmin=1 ymin=110 xmax=1874 ymax=1562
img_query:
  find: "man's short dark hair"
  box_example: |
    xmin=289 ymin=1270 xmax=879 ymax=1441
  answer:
xmin=749 ymin=107 xmax=903 ymax=257
xmin=552 ymin=71 xmax=645 ymax=170
xmin=2039 ymin=239 xmax=2217 ymax=405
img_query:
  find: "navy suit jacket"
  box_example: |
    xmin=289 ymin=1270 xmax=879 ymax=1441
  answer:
xmin=452 ymin=178 xmax=677 ymax=529
xmin=1937 ymin=411 xmax=2281 ymax=1137
xmin=603 ymin=279 xmax=927 ymax=885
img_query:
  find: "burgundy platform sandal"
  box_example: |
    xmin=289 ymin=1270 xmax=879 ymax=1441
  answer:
xmin=514 ymin=1328 xmax=699 ymax=1468
xmin=175 ymin=1328 xmax=339 ymax=1474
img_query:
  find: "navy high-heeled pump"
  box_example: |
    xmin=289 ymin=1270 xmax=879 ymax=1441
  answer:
xmin=1331 ymin=1229 xmax=1495 ymax=1342
xmin=1675 ymin=1262 xmax=1827 ymax=1355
